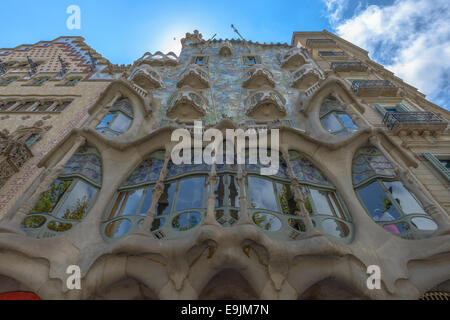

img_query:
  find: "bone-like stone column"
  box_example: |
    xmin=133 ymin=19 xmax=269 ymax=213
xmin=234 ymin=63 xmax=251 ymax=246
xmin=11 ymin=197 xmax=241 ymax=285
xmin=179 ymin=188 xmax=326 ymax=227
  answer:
xmin=203 ymin=163 xmax=221 ymax=226
xmin=369 ymin=136 xmax=450 ymax=234
xmin=237 ymin=163 xmax=252 ymax=225
xmin=281 ymin=148 xmax=318 ymax=236
xmin=140 ymin=150 xmax=171 ymax=234
xmin=0 ymin=136 xmax=86 ymax=233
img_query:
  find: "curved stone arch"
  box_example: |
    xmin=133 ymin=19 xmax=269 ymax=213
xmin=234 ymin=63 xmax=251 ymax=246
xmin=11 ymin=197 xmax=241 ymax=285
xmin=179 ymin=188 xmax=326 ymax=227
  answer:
xmin=87 ymin=80 xmax=148 ymax=139
xmin=301 ymin=77 xmax=366 ymax=117
xmin=197 ymin=268 xmax=261 ymax=300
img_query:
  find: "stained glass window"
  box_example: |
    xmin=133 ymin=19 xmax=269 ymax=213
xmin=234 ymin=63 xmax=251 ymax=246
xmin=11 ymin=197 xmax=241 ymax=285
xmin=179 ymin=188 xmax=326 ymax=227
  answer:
xmin=121 ymin=151 xmax=165 ymax=187
xmin=352 ymin=147 xmax=395 ymax=185
xmin=288 ymin=150 xmax=331 ymax=186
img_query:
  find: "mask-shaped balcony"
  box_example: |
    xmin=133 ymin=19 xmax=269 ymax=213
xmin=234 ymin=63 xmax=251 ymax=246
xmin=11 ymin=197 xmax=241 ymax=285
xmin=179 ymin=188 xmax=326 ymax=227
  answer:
xmin=291 ymin=64 xmax=324 ymax=89
xmin=245 ymin=88 xmax=287 ymax=121
xmin=351 ymin=80 xmax=398 ymax=97
xmin=281 ymin=48 xmax=308 ymax=69
xmin=242 ymin=64 xmax=275 ymax=89
xmin=383 ymin=112 xmax=448 ymax=136
xmin=177 ymin=64 xmax=210 ymax=89
xmin=136 ymin=51 xmax=178 ymax=67
xmin=167 ymin=88 xmax=207 ymax=121
xmin=0 ymin=135 xmax=32 ymax=188
xmin=331 ymin=62 xmax=368 ymax=73
xmin=128 ymin=64 xmax=163 ymax=90
xmin=219 ymin=41 xmax=233 ymax=56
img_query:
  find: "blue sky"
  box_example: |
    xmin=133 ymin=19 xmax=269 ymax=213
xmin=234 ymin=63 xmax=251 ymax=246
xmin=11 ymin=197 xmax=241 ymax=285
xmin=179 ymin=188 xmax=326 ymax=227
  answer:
xmin=0 ymin=0 xmax=448 ymax=109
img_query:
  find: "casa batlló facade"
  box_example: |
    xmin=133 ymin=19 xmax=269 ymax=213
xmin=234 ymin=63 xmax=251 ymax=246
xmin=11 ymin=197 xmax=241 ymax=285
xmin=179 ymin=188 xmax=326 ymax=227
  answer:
xmin=0 ymin=30 xmax=449 ymax=300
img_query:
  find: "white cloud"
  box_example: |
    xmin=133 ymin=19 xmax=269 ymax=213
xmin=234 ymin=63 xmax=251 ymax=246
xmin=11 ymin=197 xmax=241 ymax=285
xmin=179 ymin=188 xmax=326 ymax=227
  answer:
xmin=324 ymin=0 xmax=450 ymax=109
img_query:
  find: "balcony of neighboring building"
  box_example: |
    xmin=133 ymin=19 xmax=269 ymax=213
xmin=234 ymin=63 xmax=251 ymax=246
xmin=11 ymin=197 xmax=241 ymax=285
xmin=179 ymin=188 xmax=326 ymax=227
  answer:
xmin=242 ymin=64 xmax=275 ymax=89
xmin=177 ymin=64 xmax=210 ymax=89
xmin=383 ymin=111 xmax=448 ymax=135
xmin=0 ymin=134 xmax=33 ymax=189
xmin=306 ymin=38 xmax=337 ymax=48
xmin=351 ymin=80 xmax=398 ymax=97
xmin=331 ymin=61 xmax=368 ymax=73
xmin=318 ymin=51 xmax=348 ymax=60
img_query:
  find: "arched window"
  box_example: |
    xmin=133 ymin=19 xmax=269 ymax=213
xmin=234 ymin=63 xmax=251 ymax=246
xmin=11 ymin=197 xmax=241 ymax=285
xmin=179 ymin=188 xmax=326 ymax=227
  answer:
xmin=320 ymin=96 xmax=358 ymax=136
xmin=245 ymin=149 xmax=302 ymax=238
xmin=103 ymin=150 xmax=165 ymax=240
xmin=353 ymin=147 xmax=437 ymax=239
xmin=96 ymin=98 xmax=133 ymax=136
xmin=289 ymin=150 xmax=352 ymax=240
xmin=22 ymin=146 xmax=102 ymax=238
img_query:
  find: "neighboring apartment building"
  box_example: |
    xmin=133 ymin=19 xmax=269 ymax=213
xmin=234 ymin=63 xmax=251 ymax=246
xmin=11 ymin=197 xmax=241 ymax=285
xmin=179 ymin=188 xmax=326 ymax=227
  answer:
xmin=0 ymin=30 xmax=448 ymax=300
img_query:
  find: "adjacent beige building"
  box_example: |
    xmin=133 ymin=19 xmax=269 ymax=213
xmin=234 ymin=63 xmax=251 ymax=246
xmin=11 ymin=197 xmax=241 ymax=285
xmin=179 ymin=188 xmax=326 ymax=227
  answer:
xmin=0 ymin=30 xmax=448 ymax=300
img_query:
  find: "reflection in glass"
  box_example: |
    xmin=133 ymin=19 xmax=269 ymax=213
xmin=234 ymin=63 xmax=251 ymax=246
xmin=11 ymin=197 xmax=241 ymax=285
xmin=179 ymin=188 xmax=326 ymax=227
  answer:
xmin=357 ymin=181 xmax=401 ymax=222
xmin=275 ymin=183 xmax=298 ymax=215
xmin=105 ymin=219 xmax=132 ymax=239
xmin=411 ymin=217 xmax=438 ymax=231
xmin=321 ymin=219 xmax=349 ymax=238
xmin=248 ymin=177 xmax=278 ymax=211
xmin=176 ymin=177 xmax=205 ymax=211
xmin=383 ymin=181 xmax=425 ymax=215
xmin=156 ymin=183 xmax=176 ymax=216
xmin=252 ymin=212 xmax=282 ymax=232
xmin=54 ymin=180 xmax=97 ymax=220
xmin=172 ymin=211 xmax=202 ymax=231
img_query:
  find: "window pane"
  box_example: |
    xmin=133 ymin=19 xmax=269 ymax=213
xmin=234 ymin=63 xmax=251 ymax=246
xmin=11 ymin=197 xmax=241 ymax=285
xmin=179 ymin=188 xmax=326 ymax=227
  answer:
xmin=108 ymin=192 xmax=127 ymax=220
xmin=120 ymin=189 xmax=144 ymax=216
xmin=228 ymin=175 xmax=240 ymax=208
xmin=140 ymin=187 xmax=153 ymax=216
xmin=357 ymin=181 xmax=401 ymax=221
xmin=172 ymin=211 xmax=202 ymax=231
xmin=96 ymin=113 xmax=115 ymax=129
xmin=411 ymin=217 xmax=438 ymax=231
xmin=176 ymin=177 xmax=205 ymax=211
xmin=275 ymin=183 xmax=298 ymax=215
xmin=248 ymin=177 xmax=278 ymax=212
xmin=105 ymin=219 xmax=132 ymax=239
xmin=54 ymin=180 xmax=97 ymax=219
xmin=110 ymin=112 xmax=132 ymax=133
xmin=214 ymin=176 xmax=225 ymax=208
xmin=309 ymin=188 xmax=334 ymax=216
xmin=439 ymin=159 xmax=450 ymax=169
xmin=252 ymin=212 xmax=282 ymax=231
xmin=31 ymin=179 xmax=72 ymax=214
xmin=321 ymin=113 xmax=343 ymax=134
xmin=157 ymin=183 xmax=176 ymax=216
xmin=337 ymin=113 xmax=358 ymax=129
xmin=383 ymin=181 xmax=425 ymax=215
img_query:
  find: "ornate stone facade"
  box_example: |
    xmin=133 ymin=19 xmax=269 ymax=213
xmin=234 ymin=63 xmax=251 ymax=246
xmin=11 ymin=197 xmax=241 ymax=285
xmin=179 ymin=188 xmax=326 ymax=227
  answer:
xmin=0 ymin=31 xmax=449 ymax=300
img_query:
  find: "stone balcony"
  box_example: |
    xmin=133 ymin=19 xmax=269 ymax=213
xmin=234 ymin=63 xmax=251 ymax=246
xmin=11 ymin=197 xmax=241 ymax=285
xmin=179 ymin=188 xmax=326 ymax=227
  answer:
xmin=280 ymin=48 xmax=308 ymax=69
xmin=383 ymin=112 xmax=448 ymax=135
xmin=351 ymin=80 xmax=398 ymax=97
xmin=136 ymin=51 xmax=178 ymax=67
xmin=0 ymin=136 xmax=33 ymax=188
xmin=166 ymin=88 xmax=207 ymax=121
xmin=128 ymin=64 xmax=163 ymax=90
xmin=242 ymin=64 xmax=275 ymax=89
xmin=177 ymin=64 xmax=210 ymax=89
xmin=331 ymin=62 xmax=368 ymax=72
xmin=245 ymin=88 xmax=287 ymax=121
xmin=291 ymin=64 xmax=324 ymax=89
xmin=306 ymin=39 xmax=337 ymax=48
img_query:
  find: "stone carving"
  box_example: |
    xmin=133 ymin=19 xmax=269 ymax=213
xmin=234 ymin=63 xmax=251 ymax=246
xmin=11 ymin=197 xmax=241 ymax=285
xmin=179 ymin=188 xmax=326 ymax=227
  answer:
xmin=177 ymin=64 xmax=210 ymax=89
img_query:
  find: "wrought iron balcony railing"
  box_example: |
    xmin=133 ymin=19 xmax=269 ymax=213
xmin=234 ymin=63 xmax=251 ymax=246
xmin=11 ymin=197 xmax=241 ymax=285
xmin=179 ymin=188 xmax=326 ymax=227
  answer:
xmin=383 ymin=111 xmax=448 ymax=132
xmin=319 ymin=51 xmax=346 ymax=57
xmin=351 ymin=80 xmax=398 ymax=96
xmin=306 ymin=39 xmax=336 ymax=48
xmin=331 ymin=62 xmax=368 ymax=72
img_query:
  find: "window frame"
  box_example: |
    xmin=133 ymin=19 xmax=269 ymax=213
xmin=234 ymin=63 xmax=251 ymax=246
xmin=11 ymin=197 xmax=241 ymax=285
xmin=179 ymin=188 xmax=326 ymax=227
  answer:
xmin=320 ymin=110 xmax=358 ymax=136
xmin=189 ymin=55 xmax=210 ymax=66
xmin=241 ymin=54 xmax=262 ymax=66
